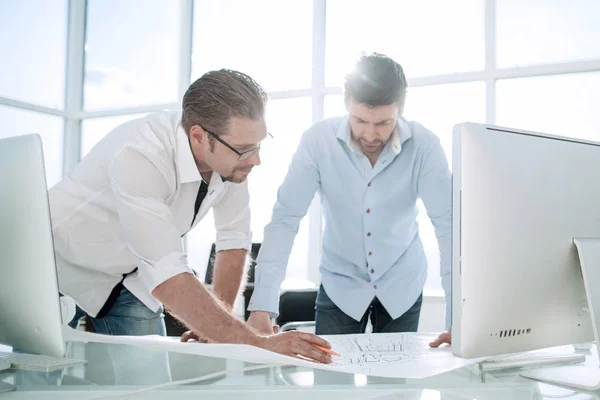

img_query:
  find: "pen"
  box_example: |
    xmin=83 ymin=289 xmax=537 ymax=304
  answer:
xmin=314 ymin=344 xmax=341 ymax=357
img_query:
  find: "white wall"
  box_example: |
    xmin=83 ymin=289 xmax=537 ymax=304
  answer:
xmin=418 ymin=296 xmax=447 ymax=333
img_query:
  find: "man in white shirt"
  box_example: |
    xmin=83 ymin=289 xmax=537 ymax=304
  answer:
xmin=50 ymin=69 xmax=332 ymax=363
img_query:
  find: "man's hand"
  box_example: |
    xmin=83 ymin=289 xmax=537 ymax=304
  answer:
xmin=256 ymin=331 xmax=333 ymax=364
xmin=181 ymin=330 xmax=213 ymax=343
xmin=247 ymin=311 xmax=279 ymax=335
xmin=429 ymin=331 xmax=452 ymax=348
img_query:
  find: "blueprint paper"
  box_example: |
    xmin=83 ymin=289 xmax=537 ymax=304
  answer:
xmin=322 ymin=333 xmax=487 ymax=378
xmin=63 ymin=328 xmax=485 ymax=379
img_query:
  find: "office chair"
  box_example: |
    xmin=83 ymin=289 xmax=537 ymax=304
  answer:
xmin=204 ymin=242 xmax=261 ymax=286
xmin=205 ymin=242 xmax=262 ymax=319
xmin=276 ymin=288 xmax=317 ymax=332
xmin=203 ymin=242 xmax=320 ymax=329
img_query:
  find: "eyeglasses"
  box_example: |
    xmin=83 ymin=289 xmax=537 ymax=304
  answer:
xmin=202 ymin=127 xmax=272 ymax=161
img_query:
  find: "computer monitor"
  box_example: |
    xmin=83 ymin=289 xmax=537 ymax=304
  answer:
xmin=0 ymin=134 xmax=65 ymax=359
xmin=451 ymin=122 xmax=600 ymax=389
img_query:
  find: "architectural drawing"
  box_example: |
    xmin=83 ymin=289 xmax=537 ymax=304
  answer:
xmin=325 ymin=332 xmax=462 ymax=372
xmin=63 ymin=328 xmax=486 ymax=379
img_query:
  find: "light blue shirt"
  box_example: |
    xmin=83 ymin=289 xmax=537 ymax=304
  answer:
xmin=248 ymin=116 xmax=452 ymax=329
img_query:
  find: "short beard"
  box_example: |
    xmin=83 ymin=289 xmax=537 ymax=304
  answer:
xmin=222 ymin=174 xmax=245 ymax=184
xmin=220 ymin=169 xmax=246 ymax=184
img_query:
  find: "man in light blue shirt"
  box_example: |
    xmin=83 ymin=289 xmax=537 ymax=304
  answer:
xmin=248 ymin=54 xmax=451 ymax=347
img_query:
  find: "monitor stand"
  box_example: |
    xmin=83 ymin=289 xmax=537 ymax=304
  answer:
xmin=0 ymin=382 xmax=15 ymax=393
xmin=521 ymin=238 xmax=600 ymax=390
xmin=0 ymin=361 xmax=15 ymax=392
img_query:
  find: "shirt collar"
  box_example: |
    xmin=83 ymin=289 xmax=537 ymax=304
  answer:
xmin=176 ymin=124 xmax=202 ymax=184
xmin=396 ymin=117 xmax=413 ymax=148
xmin=336 ymin=115 xmax=413 ymax=155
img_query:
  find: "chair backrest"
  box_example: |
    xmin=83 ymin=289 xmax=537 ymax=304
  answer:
xmin=204 ymin=243 xmax=262 ymax=284
xmin=276 ymin=289 xmax=318 ymax=326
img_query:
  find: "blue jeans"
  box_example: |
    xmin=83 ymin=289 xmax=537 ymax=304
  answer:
xmin=69 ymin=287 xmax=166 ymax=336
xmin=315 ymin=285 xmax=422 ymax=335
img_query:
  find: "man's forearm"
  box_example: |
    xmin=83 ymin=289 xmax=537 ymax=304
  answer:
xmin=152 ymin=272 xmax=259 ymax=344
xmin=212 ymin=248 xmax=248 ymax=310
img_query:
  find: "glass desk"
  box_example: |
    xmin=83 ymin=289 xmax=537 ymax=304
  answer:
xmin=0 ymin=340 xmax=599 ymax=399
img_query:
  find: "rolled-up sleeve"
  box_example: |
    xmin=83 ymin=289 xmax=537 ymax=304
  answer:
xmin=109 ymin=147 xmax=194 ymax=293
xmin=213 ymin=180 xmax=252 ymax=252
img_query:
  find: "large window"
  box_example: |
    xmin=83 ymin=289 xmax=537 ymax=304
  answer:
xmin=496 ymin=0 xmax=600 ymax=68
xmin=0 ymin=0 xmax=68 ymax=109
xmin=0 ymin=105 xmax=64 ymax=188
xmin=2 ymin=1 xmax=599 ymax=294
xmin=192 ymin=0 xmax=313 ymax=92
xmin=325 ymin=0 xmax=485 ymax=85
xmin=83 ymin=0 xmax=181 ymax=110
xmin=496 ymin=72 xmax=600 ymax=142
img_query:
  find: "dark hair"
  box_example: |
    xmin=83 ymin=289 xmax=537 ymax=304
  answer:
xmin=181 ymin=69 xmax=267 ymax=136
xmin=344 ymin=53 xmax=407 ymax=108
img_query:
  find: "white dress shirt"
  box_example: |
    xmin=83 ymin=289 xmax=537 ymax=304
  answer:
xmin=49 ymin=111 xmax=251 ymax=317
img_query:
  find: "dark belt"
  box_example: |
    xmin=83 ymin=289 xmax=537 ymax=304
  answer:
xmin=96 ymin=267 xmax=138 ymax=319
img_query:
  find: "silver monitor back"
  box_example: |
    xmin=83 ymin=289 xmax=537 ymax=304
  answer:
xmin=0 ymin=134 xmax=64 ymax=358
xmin=452 ymin=122 xmax=600 ymax=359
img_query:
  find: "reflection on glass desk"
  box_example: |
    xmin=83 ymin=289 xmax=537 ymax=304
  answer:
xmin=0 ymin=340 xmax=599 ymax=399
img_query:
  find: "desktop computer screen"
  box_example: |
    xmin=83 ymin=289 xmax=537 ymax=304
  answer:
xmin=0 ymin=134 xmax=65 ymax=359
xmin=451 ymin=122 xmax=600 ymax=360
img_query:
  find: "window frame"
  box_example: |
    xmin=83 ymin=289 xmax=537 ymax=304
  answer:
xmin=1 ymin=0 xmax=599 ymax=294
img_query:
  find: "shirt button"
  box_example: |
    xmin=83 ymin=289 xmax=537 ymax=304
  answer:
xmin=367 ymin=182 xmax=372 ymax=187
xmin=373 ymin=285 xmax=378 ymax=289
xmin=366 ymin=208 xmax=371 ymax=214
xmin=367 ymin=232 xmax=371 ymax=237
xmin=368 ymin=252 xmax=372 ymax=256
xmin=370 ymin=269 xmax=375 ymax=274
